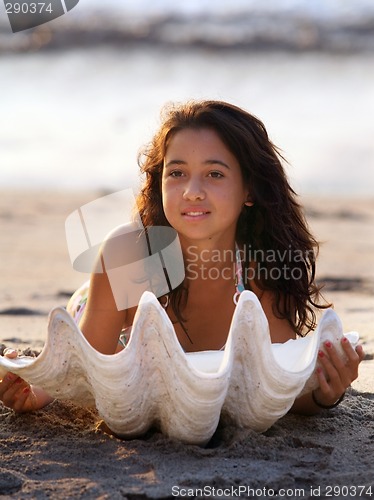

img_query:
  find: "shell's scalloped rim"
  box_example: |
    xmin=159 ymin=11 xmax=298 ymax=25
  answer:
xmin=0 ymin=291 xmax=357 ymax=444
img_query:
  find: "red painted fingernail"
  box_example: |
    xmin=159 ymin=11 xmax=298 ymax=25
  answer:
xmin=318 ymin=350 xmax=325 ymax=358
xmin=342 ymin=337 xmax=349 ymax=343
xmin=316 ymin=367 xmax=322 ymax=374
xmin=23 ymin=387 xmax=30 ymax=394
xmin=3 ymin=348 xmax=15 ymax=355
xmin=325 ymin=341 xmax=332 ymax=349
xmin=15 ymin=378 xmax=23 ymax=384
xmin=6 ymin=373 xmax=16 ymax=381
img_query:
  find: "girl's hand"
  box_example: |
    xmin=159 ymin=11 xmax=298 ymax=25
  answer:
xmin=0 ymin=349 xmax=53 ymax=412
xmin=312 ymin=338 xmax=365 ymax=407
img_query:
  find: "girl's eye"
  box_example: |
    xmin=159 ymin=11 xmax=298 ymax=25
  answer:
xmin=208 ymin=171 xmax=224 ymax=178
xmin=169 ymin=170 xmax=184 ymax=178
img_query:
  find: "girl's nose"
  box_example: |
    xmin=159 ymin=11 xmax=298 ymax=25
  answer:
xmin=182 ymin=177 xmax=206 ymax=201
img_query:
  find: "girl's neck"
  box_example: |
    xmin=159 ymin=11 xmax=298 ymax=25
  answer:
xmin=180 ymin=239 xmax=238 ymax=285
xmin=182 ymin=238 xmax=236 ymax=263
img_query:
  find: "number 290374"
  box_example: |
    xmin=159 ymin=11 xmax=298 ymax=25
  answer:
xmin=5 ymin=3 xmax=53 ymax=14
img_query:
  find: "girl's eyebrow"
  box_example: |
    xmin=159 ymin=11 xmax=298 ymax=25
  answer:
xmin=164 ymin=159 xmax=230 ymax=169
xmin=164 ymin=160 xmax=185 ymax=168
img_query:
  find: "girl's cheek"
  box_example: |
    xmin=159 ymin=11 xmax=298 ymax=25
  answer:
xmin=161 ymin=195 xmax=172 ymax=218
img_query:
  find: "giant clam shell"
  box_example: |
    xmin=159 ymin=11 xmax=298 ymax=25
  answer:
xmin=0 ymin=291 xmax=358 ymax=445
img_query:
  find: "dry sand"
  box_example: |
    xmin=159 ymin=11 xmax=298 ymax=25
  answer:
xmin=0 ymin=190 xmax=373 ymax=499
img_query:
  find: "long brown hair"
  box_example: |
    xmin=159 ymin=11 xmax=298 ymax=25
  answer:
xmin=136 ymin=100 xmax=330 ymax=336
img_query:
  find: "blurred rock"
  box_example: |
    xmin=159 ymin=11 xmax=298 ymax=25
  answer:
xmin=1 ymin=8 xmax=374 ymax=53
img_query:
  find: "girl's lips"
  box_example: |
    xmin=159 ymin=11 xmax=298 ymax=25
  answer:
xmin=181 ymin=210 xmax=210 ymax=220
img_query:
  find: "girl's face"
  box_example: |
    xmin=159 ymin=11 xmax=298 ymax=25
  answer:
xmin=161 ymin=128 xmax=251 ymax=248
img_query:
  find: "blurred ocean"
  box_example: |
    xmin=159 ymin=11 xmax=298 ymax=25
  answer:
xmin=0 ymin=0 xmax=373 ymax=195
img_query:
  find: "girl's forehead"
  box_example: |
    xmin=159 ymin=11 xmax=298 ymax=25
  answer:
xmin=165 ymin=128 xmax=228 ymax=153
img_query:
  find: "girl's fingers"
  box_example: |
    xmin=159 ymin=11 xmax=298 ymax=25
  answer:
xmin=1 ymin=350 xmax=34 ymax=411
xmin=0 ymin=374 xmax=32 ymax=411
xmin=13 ymin=385 xmax=33 ymax=412
xmin=0 ymin=372 xmax=18 ymax=394
xmin=315 ymin=367 xmax=332 ymax=396
xmin=354 ymin=343 xmax=366 ymax=361
xmin=317 ymin=348 xmax=346 ymax=395
xmin=323 ymin=342 xmax=346 ymax=371
xmin=316 ymin=338 xmax=365 ymax=401
xmin=3 ymin=348 xmax=18 ymax=359
xmin=323 ymin=342 xmax=353 ymax=387
xmin=341 ymin=337 xmax=363 ymax=362
xmin=2 ymin=377 xmax=24 ymax=406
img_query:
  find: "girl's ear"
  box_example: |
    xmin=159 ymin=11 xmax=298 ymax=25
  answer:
xmin=244 ymin=197 xmax=254 ymax=207
xmin=243 ymin=187 xmax=253 ymax=207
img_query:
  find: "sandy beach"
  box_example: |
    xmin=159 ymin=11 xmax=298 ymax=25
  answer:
xmin=0 ymin=189 xmax=373 ymax=499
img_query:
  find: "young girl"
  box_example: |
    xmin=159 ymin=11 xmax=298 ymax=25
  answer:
xmin=0 ymin=100 xmax=364 ymax=415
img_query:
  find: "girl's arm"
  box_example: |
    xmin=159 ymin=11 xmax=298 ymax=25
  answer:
xmin=78 ymin=223 xmax=148 ymax=354
xmin=78 ymin=259 xmax=128 ymax=354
